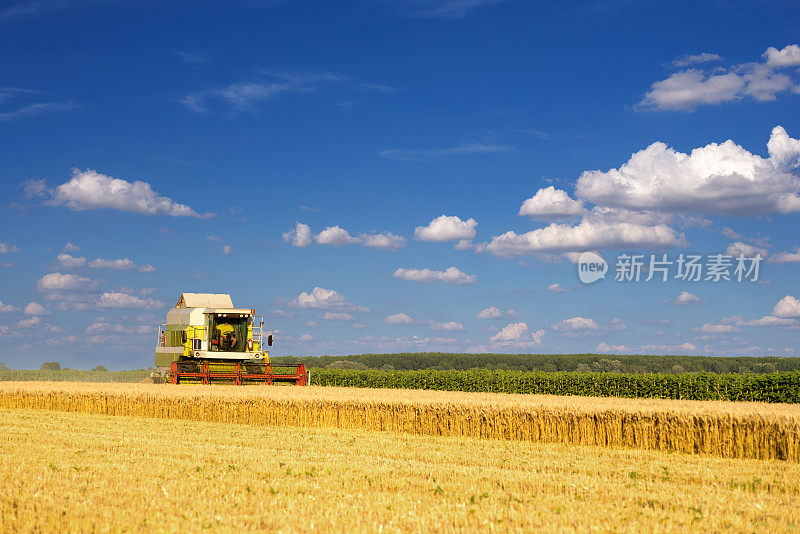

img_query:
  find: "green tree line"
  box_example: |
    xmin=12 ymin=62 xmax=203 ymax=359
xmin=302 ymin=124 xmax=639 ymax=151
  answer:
xmin=273 ymin=353 xmax=800 ymax=374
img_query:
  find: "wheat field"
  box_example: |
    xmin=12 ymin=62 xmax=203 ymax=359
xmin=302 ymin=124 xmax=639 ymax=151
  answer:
xmin=0 ymin=382 xmax=798 ymax=461
xmin=0 ymin=407 xmax=798 ymax=532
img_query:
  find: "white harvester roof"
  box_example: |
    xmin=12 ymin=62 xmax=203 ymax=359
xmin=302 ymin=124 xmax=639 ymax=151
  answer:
xmin=176 ymin=293 xmax=234 ymax=309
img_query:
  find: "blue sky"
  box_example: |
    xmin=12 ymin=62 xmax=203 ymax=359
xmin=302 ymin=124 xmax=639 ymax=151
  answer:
xmin=1 ymin=0 xmax=799 ymax=370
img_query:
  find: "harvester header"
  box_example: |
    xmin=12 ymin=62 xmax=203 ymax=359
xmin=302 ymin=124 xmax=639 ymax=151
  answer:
xmin=155 ymin=293 xmax=308 ymax=385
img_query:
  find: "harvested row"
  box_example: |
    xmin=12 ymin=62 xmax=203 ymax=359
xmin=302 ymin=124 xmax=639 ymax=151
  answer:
xmin=1 ymin=382 xmax=799 ymax=461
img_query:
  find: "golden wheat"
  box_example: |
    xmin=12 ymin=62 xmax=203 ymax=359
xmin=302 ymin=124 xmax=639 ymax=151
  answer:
xmin=0 ymin=382 xmax=797 ymax=461
xmin=0 ymin=407 xmax=798 ymax=532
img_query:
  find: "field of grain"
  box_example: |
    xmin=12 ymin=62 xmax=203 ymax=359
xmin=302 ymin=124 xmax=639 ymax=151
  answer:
xmin=1 ymin=382 xmax=798 ymax=461
xmin=1 ymin=407 xmax=798 ymax=532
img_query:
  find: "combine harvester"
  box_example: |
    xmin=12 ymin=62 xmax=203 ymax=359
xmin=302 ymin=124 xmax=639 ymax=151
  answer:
xmin=155 ymin=293 xmax=308 ymax=385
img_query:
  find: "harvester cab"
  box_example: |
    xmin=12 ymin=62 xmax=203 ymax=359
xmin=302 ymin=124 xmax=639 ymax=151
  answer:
xmin=155 ymin=293 xmax=307 ymax=385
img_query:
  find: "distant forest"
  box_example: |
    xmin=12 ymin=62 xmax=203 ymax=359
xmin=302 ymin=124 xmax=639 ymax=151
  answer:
xmin=272 ymin=353 xmax=800 ymax=374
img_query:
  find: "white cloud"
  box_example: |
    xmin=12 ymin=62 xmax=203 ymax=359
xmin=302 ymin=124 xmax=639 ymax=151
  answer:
xmin=641 ymin=45 xmax=800 ymax=111
xmin=47 ymin=169 xmax=205 ymax=217
xmin=414 ymin=215 xmax=477 ymax=242
xmin=360 ymin=232 xmax=406 ymax=250
xmin=62 ymin=242 xmax=80 ymax=252
xmin=385 ymin=313 xmax=413 ymax=324
xmin=315 ymin=225 xmax=358 ymax=246
xmin=17 ymin=316 xmax=40 ymax=328
xmin=138 ymin=264 xmax=155 ymax=272
xmin=575 ymin=126 xmax=800 ymax=215
xmin=222 ymin=245 xmax=232 ymax=255
xmin=763 ymin=44 xmax=800 ymax=68
xmin=295 ymin=287 xmax=347 ymax=308
xmin=0 ymin=242 xmax=19 ymax=254
xmin=37 ymin=272 xmax=97 ymax=292
xmin=292 ymin=287 xmax=367 ymax=312
xmin=547 ymin=283 xmax=570 ymax=293
xmin=323 ymin=312 xmax=353 ymax=320
xmin=429 ymin=321 xmax=464 ymax=331
xmin=393 ymin=266 xmax=476 ymax=285
xmin=298 ymin=334 xmax=313 ymax=342
xmin=639 ymin=342 xmax=697 ymax=353
xmin=672 ymin=291 xmax=701 ymax=306
xmin=0 ymin=301 xmax=20 ymax=313
xmin=641 ymin=69 xmax=744 ymax=111
xmin=490 ymin=322 xmax=527 ymax=341
xmin=596 ymin=341 xmax=632 ymax=353
xmin=770 ymin=247 xmax=800 ymax=263
xmin=671 ymin=52 xmax=723 ymax=67
xmin=735 ymin=315 xmax=796 ymax=327
xmin=57 ymin=253 xmax=86 ymax=268
xmin=24 ymin=302 xmax=49 ymax=315
xmin=97 ymin=291 xmax=165 ymax=309
xmin=773 ymin=295 xmax=800 ymax=317
xmin=485 ymin=216 xmax=686 ymax=257
xmin=489 ymin=322 xmax=546 ymax=345
xmin=694 ymin=323 xmax=740 ymax=334
xmin=89 ymin=257 xmax=137 ymax=270
xmin=724 ymin=241 xmax=768 ymax=258
xmin=552 ymin=317 xmax=600 ymax=331
xmin=290 ymin=223 xmax=406 ymax=250
xmin=476 ymin=306 xmax=503 ymax=319
xmin=519 ymin=187 xmax=586 ymax=221
xmin=282 ymin=222 xmax=313 ymax=247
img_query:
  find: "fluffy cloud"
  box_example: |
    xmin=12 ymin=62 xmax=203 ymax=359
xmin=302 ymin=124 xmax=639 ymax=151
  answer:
xmin=361 ymin=232 xmax=406 ymax=250
xmin=393 ymin=266 xmax=476 ymax=285
xmin=575 ymin=126 xmax=800 ymax=215
xmin=57 ymin=253 xmax=87 ymax=268
xmin=672 ymin=291 xmax=701 ymax=306
xmin=770 ymin=247 xmax=800 ymax=263
xmin=0 ymin=301 xmax=20 ymax=313
xmin=641 ymin=45 xmax=800 ymax=111
xmin=316 ymin=225 xmax=359 ymax=246
xmin=385 ymin=313 xmax=413 ymax=324
xmin=429 ymin=321 xmax=464 ymax=331
xmin=489 ymin=322 xmax=546 ymax=345
xmin=47 ymin=169 xmax=205 ymax=217
xmin=694 ymin=323 xmax=740 ymax=334
xmin=89 ymin=257 xmax=137 ymax=270
xmin=596 ymin=341 xmax=632 ymax=353
xmin=414 ymin=215 xmax=477 ymax=242
xmin=97 ymin=291 xmax=164 ymax=309
xmin=763 ymin=44 xmax=800 ymax=68
xmin=773 ymin=295 xmax=800 ymax=317
xmin=222 ymin=245 xmax=232 ymax=255
xmin=295 ymin=287 xmax=347 ymax=308
xmin=0 ymin=242 xmax=19 ymax=254
xmin=62 ymin=242 xmax=80 ymax=252
xmin=282 ymin=222 xmax=313 ymax=247
xmin=724 ymin=242 xmax=768 ymax=258
xmin=551 ymin=317 xmax=600 ymax=331
xmin=547 ymin=283 xmax=570 ymax=293
xmin=518 ymin=187 xmax=586 ymax=220
xmin=24 ymin=302 xmax=49 ymax=315
xmin=734 ymin=315 xmax=796 ymax=327
xmin=293 ymin=287 xmax=368 ymax=312
xmin=485 ymin=216 xmax=686 ymax=257
xmin=476 ymin=306 xmax=502 ymax=319
xmin=284 ymin=223 xmax=406 ymax=250
xmin=17 ymin=316 xmax=40 ymax=328
xmin=37 ymin=272 xmax=98 ymax=292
